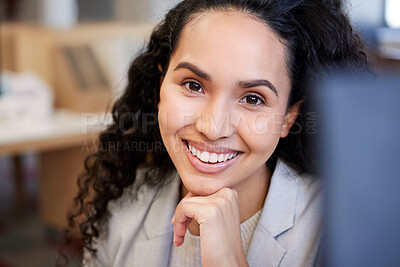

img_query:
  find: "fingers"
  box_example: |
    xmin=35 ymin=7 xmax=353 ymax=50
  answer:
xmin=171 ymin=187 xmax=245 ymax=266
xmin=172 ymin=201 xmax=202 ymax=246
xmin=171 ymin=187 xmax=240 ymax=247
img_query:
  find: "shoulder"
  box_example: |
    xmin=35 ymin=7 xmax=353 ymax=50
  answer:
xmin=275 ymin=159 xmax=321 ymax=193
xmin=84 ymin=168 xmax=180 ymax=266
xmin=288 ymin=162 xmax=322 ymax=229
xmin=264 ymin=159 xmax=322 ymax=221
xmin=272 ymin=159 xmax=322 ymax=219
xmin=270 ymin=159 xmax=323 ymax=266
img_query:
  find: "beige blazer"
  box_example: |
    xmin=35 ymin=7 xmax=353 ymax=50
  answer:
xmin=84 ymin=159 xmax=322 ymax=267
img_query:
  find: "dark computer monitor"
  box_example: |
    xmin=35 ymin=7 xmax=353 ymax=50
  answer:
xmin=316 ymin=73 xmax=400 ymax=267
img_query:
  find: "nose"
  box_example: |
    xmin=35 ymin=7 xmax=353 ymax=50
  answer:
xmin=195 ymin=96 xmax=235 ymax=140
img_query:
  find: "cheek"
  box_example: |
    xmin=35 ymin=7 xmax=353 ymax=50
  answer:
xmin=237 ymin=111 xmax=286 ymax=137
xmin=238 ymin=112 xmax=285 ymax=155
xmin=158 ymin=85 xmax=199 ymax=135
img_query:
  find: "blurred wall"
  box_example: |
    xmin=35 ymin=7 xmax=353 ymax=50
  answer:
xmin=114 ymin=0 xmax=182 ymax=22
xmin=7 ymin=0 xmax=112 ymax=22
xmin=7 ymin=0 xmax=388 ymax=26
xmin=114 ymin=0 xmax=387 ymax=26
xmin=18 ymin=0 xmax=41 ymax=21
xmin=10 ymin=0 xmax=181 ymax=23
xmin=346 ymin=0 xmax=385 ymax=28
xmin=77 ymin=0 xmax=113 ymax=21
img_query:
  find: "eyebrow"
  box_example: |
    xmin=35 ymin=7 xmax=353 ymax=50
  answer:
xmin=173 ymin=61 xmax=279 ymax=97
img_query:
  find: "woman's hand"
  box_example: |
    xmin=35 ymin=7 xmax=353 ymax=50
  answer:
xmin=171 ymin=187 xmax=249 ymax=267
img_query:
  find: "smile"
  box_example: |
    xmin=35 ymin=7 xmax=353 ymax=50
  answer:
xmin=182 ymin=140 xmax=241 ymax=174
xmin=188 ymin=144 xmax=238 ymax=163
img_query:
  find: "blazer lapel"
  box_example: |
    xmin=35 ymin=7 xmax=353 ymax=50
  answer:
xmin=247 ymin=160 xmax=300 ymax=267
xmin=247 ymin=226 xmax=286 ymax=267
xmin=131 ymin=233 xmax=173 ymax=267
xmin=131 ymin=172 xmax=181 ymax=267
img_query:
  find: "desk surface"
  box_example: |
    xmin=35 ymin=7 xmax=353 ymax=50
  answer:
xmin=0 ymin=109 xmax=108 ymax=155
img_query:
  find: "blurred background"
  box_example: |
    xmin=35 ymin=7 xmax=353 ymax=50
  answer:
xmin=0 ymin=0 xmax=399 ymax=266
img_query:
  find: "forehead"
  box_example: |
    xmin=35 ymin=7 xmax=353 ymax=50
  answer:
xmin=169 ymin=10 xmax=290 ymax=89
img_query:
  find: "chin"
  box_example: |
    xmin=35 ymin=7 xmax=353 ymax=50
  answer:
xmin=181 ymin=175 xmax=225 ymax=196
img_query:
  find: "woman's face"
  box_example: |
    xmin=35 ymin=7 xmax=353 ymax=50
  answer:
xmin=158 ymin=11 xmax=298 ymax=196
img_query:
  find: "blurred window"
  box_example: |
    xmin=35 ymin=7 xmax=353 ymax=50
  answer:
xmin=385 ymin=0 xmax=400 ymax=28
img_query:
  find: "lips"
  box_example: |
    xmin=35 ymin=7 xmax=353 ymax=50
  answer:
xmin=182 ymin=140 xmax=241 ymax=174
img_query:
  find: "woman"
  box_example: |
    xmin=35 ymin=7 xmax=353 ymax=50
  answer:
xmin=65 ymin=0 xmax=368 ymax=266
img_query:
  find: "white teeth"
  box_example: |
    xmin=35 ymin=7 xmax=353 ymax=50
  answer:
xmin=224 ymin=154 xmax=229 ymax=161
xmin=187 ymin=142 xmax=238 ymax=163
xmin=218 ymin=153 xmax=225 ymax=162
xmin=200 ymin=151 xmax=209 ymax=162
xmin=209 ymin=153 xmax=218 ymax=163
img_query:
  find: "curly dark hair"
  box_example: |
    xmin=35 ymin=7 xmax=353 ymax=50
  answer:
xmin=61 ymin=0 xmax=368 ymax=263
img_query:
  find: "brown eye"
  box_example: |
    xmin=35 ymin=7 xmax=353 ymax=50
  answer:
xmin=183 ymin=81 xmax=203 ymax=93
xmin=241 ymin=95 xmax=265 ymax=105
xmin=246 ymin=96 xmax=259 ymax=105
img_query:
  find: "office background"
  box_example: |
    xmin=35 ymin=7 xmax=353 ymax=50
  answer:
xmin=0 ymin=0 xmax=399 ymax=266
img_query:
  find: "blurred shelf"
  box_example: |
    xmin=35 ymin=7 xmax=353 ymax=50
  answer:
xmin=0 ymin=109 xmax=108 ymax=229
xmin=0 ymin=22 xmax=154 ymax=112
xmin=0 ymin=109 xmax=107 ymax=155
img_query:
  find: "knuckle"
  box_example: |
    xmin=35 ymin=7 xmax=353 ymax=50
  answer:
xmin=220 ymin=187 xmax=237 ymax=202
xmin=216 ymin=196 xmax=229 ymax=207
xmin=180 ymin=203 xmax=190 ymax=214
xmin=176 ymin=200 xmax=187 ymax=215
xmin=181 ymin=197 xmax=189 ymax=204
xmin=231 ymin=189 xmax=239 ymax=200
xmin=219 ymin=187 xmax=231 ymax=195
xmin=208 ymin=203 xmax=222 ymax=218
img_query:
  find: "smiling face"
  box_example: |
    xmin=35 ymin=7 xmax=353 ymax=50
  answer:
xmin=158 ymin=11 xmax=298 ymax=196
